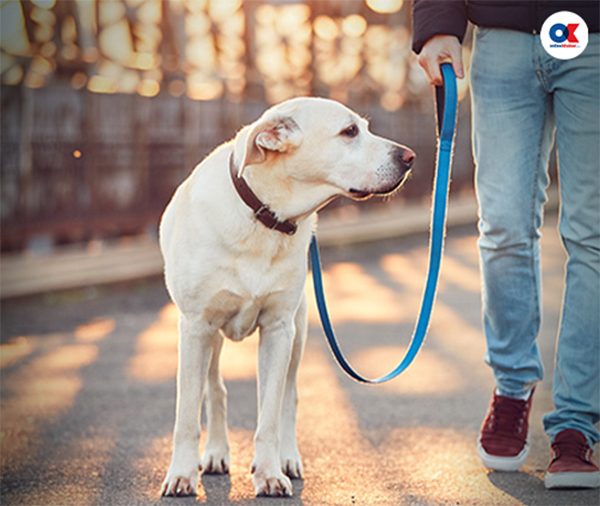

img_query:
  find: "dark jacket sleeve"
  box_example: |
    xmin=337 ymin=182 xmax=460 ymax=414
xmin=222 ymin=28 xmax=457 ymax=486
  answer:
xmin=412 ymin=0 xmax=468 ymax=54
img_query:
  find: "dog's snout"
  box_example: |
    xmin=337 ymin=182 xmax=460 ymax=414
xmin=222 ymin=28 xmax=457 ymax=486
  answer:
xmin=402 ymin=148 xmax=416 ymax=166
xmin=395 ymin=147 xmax=416 ymax=170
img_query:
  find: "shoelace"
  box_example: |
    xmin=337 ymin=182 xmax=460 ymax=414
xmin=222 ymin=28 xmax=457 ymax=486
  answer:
xmin=488 ymin=396 xmax=528 ymax=436
xmin=551 ymin=437 xmax=591 ymax=463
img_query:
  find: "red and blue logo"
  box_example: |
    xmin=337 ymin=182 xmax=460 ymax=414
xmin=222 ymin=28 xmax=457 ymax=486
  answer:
xmin=541 ymin=12 xmax=588 ymax=59
xmin=548 ymin=23 xmax=580 ymax=44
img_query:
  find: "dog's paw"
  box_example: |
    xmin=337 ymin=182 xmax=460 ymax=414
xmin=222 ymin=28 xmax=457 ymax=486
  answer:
xmin=202 ymin=443 xmax=230 ymax=474
xmin=281 ymin=448 xmax=303 ymax=479
xmin=254 ymin=475 xmax=293 ymax=497
xmin=160 ymin=460 xmax=201 ymax=497
xmin=161 ymin=476 xmax=196 ymax=497
xmin=252 ymin=466 xmax=293 ymax=497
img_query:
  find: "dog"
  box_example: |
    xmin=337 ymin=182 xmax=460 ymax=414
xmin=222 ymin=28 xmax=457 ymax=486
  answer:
xmin=159 ymin=97 xmax=415 ymax=497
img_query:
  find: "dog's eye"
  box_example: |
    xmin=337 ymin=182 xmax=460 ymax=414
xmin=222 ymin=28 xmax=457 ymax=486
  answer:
xmin=340 ymin=124 xmax=359 ymax=138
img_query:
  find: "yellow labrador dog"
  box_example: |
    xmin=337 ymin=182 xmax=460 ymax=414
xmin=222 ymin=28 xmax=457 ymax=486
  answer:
xmin=159 ymin=97 xmax=415 ymax=497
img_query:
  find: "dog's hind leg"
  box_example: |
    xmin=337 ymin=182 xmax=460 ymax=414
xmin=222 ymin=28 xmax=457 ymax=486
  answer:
xmin=202 ymin=333 xmax=231 ymax=474
xmin=280 ymin=296 xmax=307 ymax=479
xmin=161 ymin=314 xmax=215 ymax=497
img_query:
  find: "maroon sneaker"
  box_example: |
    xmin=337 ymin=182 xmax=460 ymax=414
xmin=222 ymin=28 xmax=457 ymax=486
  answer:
xmin=478 ymin=388 xmax=534 ymax=471
xmin=545 ymin=429 xmax=600 ymax=489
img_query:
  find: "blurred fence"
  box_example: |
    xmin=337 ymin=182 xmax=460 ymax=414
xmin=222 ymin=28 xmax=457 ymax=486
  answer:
xmin=1 ymin=0 xmax=475 ymax=253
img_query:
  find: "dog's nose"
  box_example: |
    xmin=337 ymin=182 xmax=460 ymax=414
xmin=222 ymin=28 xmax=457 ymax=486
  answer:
xmin=402 ymin=148 xmax=416 ymax=166
xmin=394 ymin=146 xmax=416 ymax=171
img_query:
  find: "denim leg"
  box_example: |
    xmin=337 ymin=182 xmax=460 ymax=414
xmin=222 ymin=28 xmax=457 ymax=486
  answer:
xmin=541 ymin=35 xmax=600 ymax=447
xmin=470 ymin=29 xmax=552 ymax=398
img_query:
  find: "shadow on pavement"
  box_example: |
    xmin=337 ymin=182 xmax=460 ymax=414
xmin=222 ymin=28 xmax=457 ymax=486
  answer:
xmin=487 ymin=471 xmax=600 ymax=506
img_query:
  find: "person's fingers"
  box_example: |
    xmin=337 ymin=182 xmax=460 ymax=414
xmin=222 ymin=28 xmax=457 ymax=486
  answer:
xmin=418 ymin=35 xmax=463 ymax=86
xmin=448 ymin=42 xmax=465 ymax=79
xmin=418 ymin=52 xmax=443 ymax=85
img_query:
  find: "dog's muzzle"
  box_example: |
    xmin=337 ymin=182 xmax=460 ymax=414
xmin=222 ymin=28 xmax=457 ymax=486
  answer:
xmin=349 ymin=146 xmax=416 ymax=199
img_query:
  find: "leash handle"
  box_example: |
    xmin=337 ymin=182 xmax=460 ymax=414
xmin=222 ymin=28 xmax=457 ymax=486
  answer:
xmin=310 ymin=63 xmax=458 ymax=384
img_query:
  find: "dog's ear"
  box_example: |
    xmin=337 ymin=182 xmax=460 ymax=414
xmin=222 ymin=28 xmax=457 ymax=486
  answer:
xmin=238 ymin=116 xmax=301 ymax=177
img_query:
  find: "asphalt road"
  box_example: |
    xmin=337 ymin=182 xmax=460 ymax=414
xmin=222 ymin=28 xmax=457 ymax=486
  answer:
xmin=1 ymin=216 xmax=598 ymax=506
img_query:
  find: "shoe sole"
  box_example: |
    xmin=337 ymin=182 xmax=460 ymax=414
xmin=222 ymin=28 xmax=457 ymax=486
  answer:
xmin=477 ymin=439 xmax=530 ymax=472
xmin=545 ymin=471 xmax=600 ymax=489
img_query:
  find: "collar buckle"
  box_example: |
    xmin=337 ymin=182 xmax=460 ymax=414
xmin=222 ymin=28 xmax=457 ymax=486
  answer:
xmin=229 ymin=152 xmax=298 ymax=236
xmin=254 ymin=205 xmax=277 ymax=229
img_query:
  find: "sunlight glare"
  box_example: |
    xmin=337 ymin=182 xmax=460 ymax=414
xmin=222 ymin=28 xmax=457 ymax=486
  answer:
xmin=99 ymin=20 xmax=134 ymax=65
xmin=314 ymin=15 xmax=339 ymax=41
xmin=136 ymin=0 xmax=162 ymax=24
xmin=297 ymin=343 xmax=396 ymax=505
xmin=366 ymin=0 xmax=404 ymax=14
xmin=381 ymin=428 xmax=522 ymax=505
xmin=187 ymin=75 xmax=223 ymax=100
xmin=98 ymin=0 xmax=126 ymax=25
xmin=0 ymin=0 xmax=31 ymax=56
xmin=1 ymin=339 xmax=98 ymax=472
xmin=75 ymin=318 xmax=115 ymax=343
xmin=350 ymin=346 xmax=465 ymax=395
xmin=138 ymin=78 xmax=160 ymax=97
xmin=128 ymin=303 xmax=179 ymax=382
xmin=381 ymin=252 xmax=428 ymax=298
xmin=307 ymin=262 xmax=410 ymax=324
xmin=221 ymin=335 xmax=258 ymax=381
xmin=342 ymin=15 xmax=367 ymax=39
xmin=87 ymin=74 xmax=118 ymax=94
xmin=208 ymin=0 xmax=242 ymax=24
xmin=0 ymin=337 xmax=34 ymax=369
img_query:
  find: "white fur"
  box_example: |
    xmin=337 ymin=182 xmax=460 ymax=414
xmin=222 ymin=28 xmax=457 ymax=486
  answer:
xmin=159 ymin=97 xmax=414 ymax=497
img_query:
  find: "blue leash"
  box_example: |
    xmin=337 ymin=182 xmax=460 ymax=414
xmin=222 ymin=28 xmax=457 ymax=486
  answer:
xmin=309 ymin=63 xmax=458 ymax=384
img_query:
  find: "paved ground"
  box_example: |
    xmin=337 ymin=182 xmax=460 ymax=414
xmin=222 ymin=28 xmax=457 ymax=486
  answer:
xmin=1 ymin=215 xmax=598 ymax=506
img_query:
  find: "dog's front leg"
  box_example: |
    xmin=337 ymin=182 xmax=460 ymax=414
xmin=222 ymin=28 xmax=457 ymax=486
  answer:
xmin=252 ymin=318 xmax=294 ymax=497
xmin=280 ymin=296 xmax=307 ymax=479
xmin=161 ymin=315 xmax=215 ymax=497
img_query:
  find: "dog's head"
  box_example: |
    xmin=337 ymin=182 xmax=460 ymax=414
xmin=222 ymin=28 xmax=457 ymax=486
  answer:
xmin=234 ymin=97 xmax=415 ymax=216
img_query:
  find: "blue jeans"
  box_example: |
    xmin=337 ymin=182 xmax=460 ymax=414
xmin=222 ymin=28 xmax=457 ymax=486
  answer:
xmin=470 ymin=28 xmax=600 ymax=447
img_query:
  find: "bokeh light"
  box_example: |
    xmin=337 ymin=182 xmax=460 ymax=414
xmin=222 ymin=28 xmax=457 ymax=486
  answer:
xmin=366 ymin=0 xmax=404 ymax=14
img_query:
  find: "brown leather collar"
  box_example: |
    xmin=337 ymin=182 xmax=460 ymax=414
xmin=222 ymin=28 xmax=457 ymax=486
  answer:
xmin=229 ymin=152 xmax=298 ymax=235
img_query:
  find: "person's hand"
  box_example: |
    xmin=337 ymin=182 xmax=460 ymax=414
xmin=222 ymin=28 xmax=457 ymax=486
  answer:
xmin=418 ymin=35 xmax=464 ymax=86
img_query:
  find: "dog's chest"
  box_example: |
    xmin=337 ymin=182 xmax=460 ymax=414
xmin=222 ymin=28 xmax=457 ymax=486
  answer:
xmin=202 ymin=289 xmax=263 ymax=341
xmin=200 ymin=248 xmax=303 ymax=341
